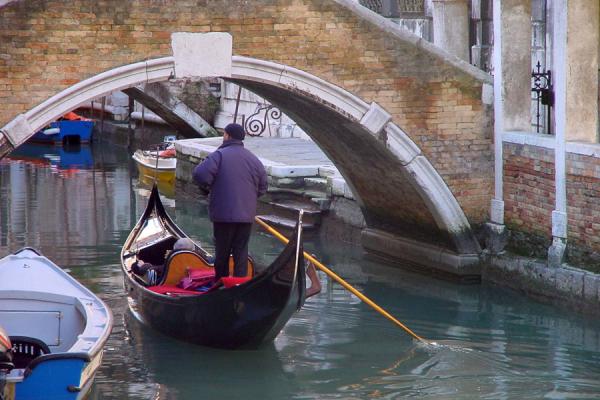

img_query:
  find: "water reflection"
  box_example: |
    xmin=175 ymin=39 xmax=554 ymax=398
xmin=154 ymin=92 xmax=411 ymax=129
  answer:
xmin=121 ymin=310 xmax=294 ymax=399
xmin=9 ymin=143 xmax=94 ymax=171
xmin=1 ymin=141 xmax=600 ymax=399
xmin=1 ymin=143 xmax=134 ymax=263
xmin=137 ymin=172 xmax=175 ymax=199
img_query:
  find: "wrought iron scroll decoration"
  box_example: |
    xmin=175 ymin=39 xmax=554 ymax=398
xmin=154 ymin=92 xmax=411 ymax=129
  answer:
xmin=531 ymin=61 xmax=554 ymax=134
xmin=242 ymin=105 xmax=282 ymax=137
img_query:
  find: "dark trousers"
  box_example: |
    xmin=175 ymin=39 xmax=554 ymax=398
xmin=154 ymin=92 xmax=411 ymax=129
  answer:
xmin=213 ymin=222 xmax=252 ymax=280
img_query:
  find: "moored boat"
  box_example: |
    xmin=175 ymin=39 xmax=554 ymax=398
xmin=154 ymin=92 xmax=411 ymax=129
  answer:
xmin=29 ymin=112 xmax=94 ymax=146
xmin=132 ymin=136 xmax=177 ymax=184
xmin=120 ymin=184 xmax=306 ymax=349
xmin=0 ymin=248 xmax=113 ymax=400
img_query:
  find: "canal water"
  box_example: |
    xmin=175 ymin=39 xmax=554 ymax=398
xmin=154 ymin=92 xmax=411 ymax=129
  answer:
xmin=1 ymin=141 xmax=600 ymax=399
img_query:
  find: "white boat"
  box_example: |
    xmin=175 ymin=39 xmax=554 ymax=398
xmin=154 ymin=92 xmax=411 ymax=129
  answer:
xmin=0 ymin=248 xmax=113 ymax=400
xmin=132 ymin=137 xmax=177 ymax=184
xmin=132 ymin=146 xmax=177 ymax=171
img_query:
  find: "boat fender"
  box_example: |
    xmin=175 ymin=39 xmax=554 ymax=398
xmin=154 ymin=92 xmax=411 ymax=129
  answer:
xmin=0 ymin=325 xmax=13 ymax=400
xmin=42 ymin=127 xmax=60 ymax=135
xmin=0 ymin=326 xmax=12 ymax=371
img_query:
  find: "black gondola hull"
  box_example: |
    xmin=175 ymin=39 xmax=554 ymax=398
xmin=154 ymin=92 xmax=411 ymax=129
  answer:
xmin=121 ymin=185 xmax=306 ymax=349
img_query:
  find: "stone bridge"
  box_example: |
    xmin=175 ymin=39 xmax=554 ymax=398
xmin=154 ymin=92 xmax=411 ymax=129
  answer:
xmin=0 ymin=0 xmax=494 ymax=277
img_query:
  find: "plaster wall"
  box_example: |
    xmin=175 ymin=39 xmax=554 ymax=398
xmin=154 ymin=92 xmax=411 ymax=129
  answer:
xmin=565 ymin=0 xmax=599 ymax=142
xmin=500 ymin=0 xmax=532 ymax=132
xmin=432 ymin=0 xmax=470 ymax=61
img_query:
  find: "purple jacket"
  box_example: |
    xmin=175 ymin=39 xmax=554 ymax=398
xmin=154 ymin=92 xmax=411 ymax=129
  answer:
xmin=192 ymin=139 xmax=268 ymax=223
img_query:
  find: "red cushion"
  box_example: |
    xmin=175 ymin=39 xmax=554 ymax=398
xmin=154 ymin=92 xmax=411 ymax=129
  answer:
xmin=147 ymin=285 xmax=203 ymax=296
xmin=220 ymin=277 xmax=251 ymax=288
xmin=179 ymin=270 xmax=215 ymax=290
xmin=188 ymin=269 xmax=215 ymax=280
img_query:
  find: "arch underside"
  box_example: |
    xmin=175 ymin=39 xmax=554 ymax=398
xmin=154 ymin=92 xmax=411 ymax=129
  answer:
xmin=0 ymin=56 xmax=481 ymax=262
xmin=230 ymin=79 xmax=456 ymax=250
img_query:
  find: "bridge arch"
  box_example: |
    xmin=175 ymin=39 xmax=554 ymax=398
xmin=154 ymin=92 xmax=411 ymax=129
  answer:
xmin=1 ymin=0 xmax=495 ymax=275
xmin=0 ymin=54 xmax=481 ymax=262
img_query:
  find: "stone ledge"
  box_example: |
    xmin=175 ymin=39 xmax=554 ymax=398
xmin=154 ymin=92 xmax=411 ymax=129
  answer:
xmin=270 ymin=165 xmax=320 ymax=178
xmin=484 ymin=255 xmax=600 ymax=315
xmin=503 ymin=131 xmax=600 ymax=159
xmin=176 ymin=138 xmax=356 ymax=201
xmin=361 ymin=228 xmax=481 ymax=278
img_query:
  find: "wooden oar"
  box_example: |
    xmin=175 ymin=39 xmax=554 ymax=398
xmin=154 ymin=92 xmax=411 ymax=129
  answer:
xmin=255 ymin=216 xmax=426 ymax=342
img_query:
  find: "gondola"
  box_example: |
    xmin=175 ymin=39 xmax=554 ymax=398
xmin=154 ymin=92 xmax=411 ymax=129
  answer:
xmin=120 ymin=184 xmax=306 ymax=349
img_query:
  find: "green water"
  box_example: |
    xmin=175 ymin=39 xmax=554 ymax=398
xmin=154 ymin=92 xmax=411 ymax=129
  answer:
xmin=1 ymin=142 xmax=600 ymax=399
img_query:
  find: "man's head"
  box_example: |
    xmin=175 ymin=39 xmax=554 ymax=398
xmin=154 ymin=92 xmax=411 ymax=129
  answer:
xmin=173 ymin=237 xmax=196 ymax=251
xmin=223 ymin=123 xmax=245 ymax=141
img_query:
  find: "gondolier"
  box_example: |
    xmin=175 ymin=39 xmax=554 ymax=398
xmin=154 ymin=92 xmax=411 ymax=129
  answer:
xmin=193 ymin=123 xmax=268 ymax=281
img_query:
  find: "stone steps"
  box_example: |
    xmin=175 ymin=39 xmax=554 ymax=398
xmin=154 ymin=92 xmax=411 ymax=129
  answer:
xmin=258 ymin=191 xmax=326 ymax=230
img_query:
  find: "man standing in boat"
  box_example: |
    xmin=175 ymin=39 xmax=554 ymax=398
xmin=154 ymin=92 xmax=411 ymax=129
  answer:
xmin=192 ymin=123 xmax=268 ymax=281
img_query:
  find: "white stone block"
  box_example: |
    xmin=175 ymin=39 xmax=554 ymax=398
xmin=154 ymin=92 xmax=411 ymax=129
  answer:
xmin=1 ymin=114 xmax=34 ymax=147
xmin=260 ymin=159 xmax=284 ymax=175
xmin=329 ymin=177 xmax=346 ymax=196
xmin=566 ymin=142 xmax=600 ymax=158
xmin=175 ymin=140 xmax=216 ymax=159
xmin=552 ymin=210 xmax=567 ymax=238
xmin=360 ymin=102 xmax=392 ymax=135
xmin=318 ymin=166 xmax=341 ymax=178
xmin=482 ymin=83 xmax=494 ymax=105
xmin=269 ymin=165 xmax=319 ymax=178
xmin=490 ymin=198 xmax=504 ymax=225
xmin=503 ymin=131 xmax=555 ymax=149
xmin=171 ymin=32 xmax=232 ymax=78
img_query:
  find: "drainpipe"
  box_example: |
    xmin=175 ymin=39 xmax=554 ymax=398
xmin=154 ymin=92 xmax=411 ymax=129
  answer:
xmin=548 ymin=0 xmax=567 ymax=267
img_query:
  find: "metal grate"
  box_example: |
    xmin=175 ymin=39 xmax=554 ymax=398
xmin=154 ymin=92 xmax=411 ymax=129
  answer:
xmin=398 ymin=0 xmax=424 ymax=13
xmin=359 ymin=0 xmax=383 ymax=13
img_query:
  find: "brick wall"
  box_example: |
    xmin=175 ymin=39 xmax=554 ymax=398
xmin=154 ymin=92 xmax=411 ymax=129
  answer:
xmin=566 ymin=152 xmax=600 ymax=268
xmin=0 ymin=0 xmax=493 ymax=227
xmin=503 ymin=143 xmax=554 ymax=256
xmin=504 ymin=142 xmax=600 ymax=268
xmin=504 ymin=143 xmax=554 ymax=236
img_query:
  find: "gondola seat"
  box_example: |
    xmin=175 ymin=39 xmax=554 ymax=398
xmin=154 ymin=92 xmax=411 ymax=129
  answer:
xmin=161 ymin=250 xmax=255 ymax=287
xmin=161 ymin=250 xmax=213 ymax=286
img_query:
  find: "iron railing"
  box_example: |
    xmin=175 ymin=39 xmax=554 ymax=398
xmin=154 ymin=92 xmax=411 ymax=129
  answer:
xmin=242 ymin=105 xmax=282 ymax=137
xmin=531 ymin=61 xmax=554 ymax=134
